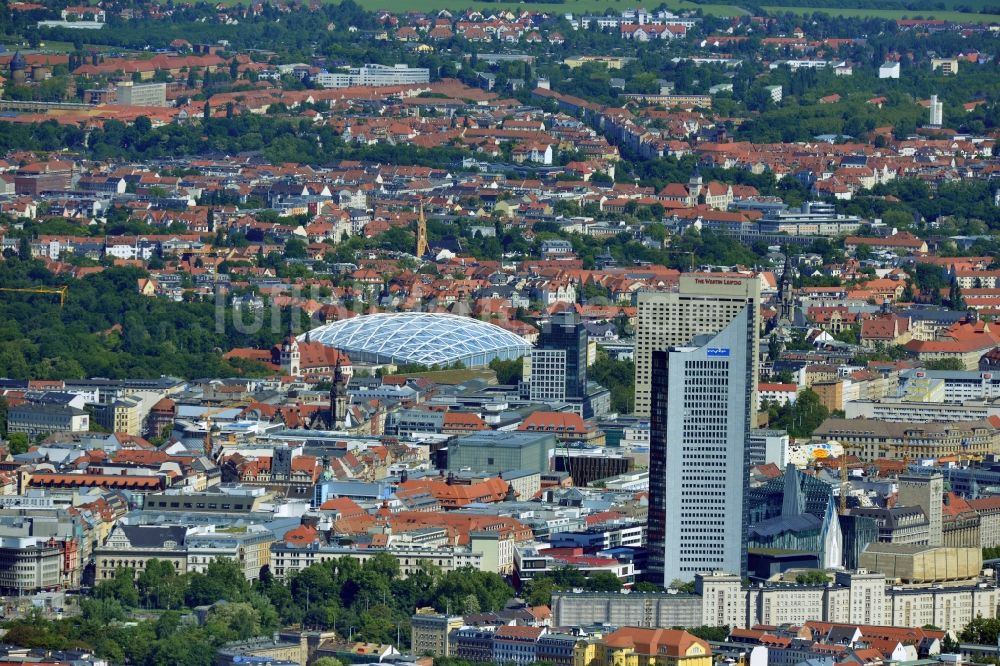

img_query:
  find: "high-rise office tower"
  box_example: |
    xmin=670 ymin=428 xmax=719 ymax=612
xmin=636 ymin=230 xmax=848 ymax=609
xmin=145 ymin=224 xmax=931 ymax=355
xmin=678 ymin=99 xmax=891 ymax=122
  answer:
xmin=649 ymin=306 xmax=757 ymax=583
xmin=528 ymin=310 xmax=588 ymax=402
xmin=635 ymin=274 xmax=761 ymax=417
xmin=641 ymin=275 xmax=761 ymax=584
xmin=898 ymin=473 xmax=943 ymax=546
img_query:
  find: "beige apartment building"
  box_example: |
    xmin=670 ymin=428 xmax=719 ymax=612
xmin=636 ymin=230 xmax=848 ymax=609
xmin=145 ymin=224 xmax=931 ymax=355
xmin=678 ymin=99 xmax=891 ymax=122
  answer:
xmin=812 ymin=417 xmax=1000 ymax=461
xmin=970 ymin=496 xmax=1000 ymax=548
xmin=411 ymin=607 xmax=464 ymax=657
xmin=553 ymin=569 xmax=1000 ymax=633
xmin=95 ymin=395 xmax=142 ymax=435
xmin=95 ymin=524 xmax=188 ymax=580
xmin=634 ymin=273 xmax=761 ymax=416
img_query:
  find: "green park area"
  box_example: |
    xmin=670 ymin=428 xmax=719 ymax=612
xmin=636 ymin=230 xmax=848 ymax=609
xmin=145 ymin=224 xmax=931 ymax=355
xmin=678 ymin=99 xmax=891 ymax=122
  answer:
xmin=335 ymin=0 xmax=999 ymax=23
xmin=293 ymin=0 xmax=748 ymax=16
xmin=763 ymin=4 xmax=1000 ymax=22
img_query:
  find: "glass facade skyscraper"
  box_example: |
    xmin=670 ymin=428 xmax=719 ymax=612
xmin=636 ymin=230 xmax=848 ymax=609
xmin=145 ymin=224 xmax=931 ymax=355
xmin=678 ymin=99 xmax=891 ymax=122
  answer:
xmin=530 ymin=311 xmax=588 ymax=402
xmin=650 ymin=307 xmax=756 ymax=583
xmin=642 ymin=275 xmax=760 ymax=585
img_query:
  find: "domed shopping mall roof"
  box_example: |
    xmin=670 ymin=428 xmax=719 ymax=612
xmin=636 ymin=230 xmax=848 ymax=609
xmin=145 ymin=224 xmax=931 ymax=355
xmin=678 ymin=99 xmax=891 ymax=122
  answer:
xmin=301 ymin=312 xmax=531 ymax=368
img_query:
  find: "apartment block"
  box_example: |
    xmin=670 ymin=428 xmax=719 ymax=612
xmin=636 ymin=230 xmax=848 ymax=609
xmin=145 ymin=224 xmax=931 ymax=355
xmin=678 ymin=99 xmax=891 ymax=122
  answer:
xmin=552 ymin=569 xmax=997 ymax=633
xmin=411 ymin=608 xmax=464 ymax=658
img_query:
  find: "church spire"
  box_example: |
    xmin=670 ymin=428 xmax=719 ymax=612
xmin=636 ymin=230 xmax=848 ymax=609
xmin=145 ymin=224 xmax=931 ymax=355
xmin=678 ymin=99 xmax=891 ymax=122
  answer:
xmin=415 ymin=200 xmax=429 ymax=258
xmin=778 ymin=250 xmax=795 ymax=324
xmin=331 ymin=356 xmax=349 ymax=429
xmin=781 ymin=463 xmax=804 ymax=517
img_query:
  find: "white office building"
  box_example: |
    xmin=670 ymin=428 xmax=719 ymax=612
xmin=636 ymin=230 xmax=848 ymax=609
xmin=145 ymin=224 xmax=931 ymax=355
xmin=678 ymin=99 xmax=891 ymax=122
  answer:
xmin=526 ymin=349 xmax=568 ymax=402
xmin=314 ymin=64 xmax=430 ymax=89
xmin=116 ymin=81 xmax=167 ymax=107
xmin=898 ymin=368 xmax=1000 ymax=402
xmin=878 ymin=62 xmax=900 ymax=79
xmin=749 ymin=428 xmax=790 ymax=468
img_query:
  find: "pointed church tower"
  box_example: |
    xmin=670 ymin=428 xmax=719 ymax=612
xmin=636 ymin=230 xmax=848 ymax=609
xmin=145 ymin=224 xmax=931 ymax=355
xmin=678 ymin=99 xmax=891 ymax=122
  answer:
xmin=778 ymin=251 xmax=795 ymax=324
xmin=781 ymin=463 xmax=805 ymax=518
xmin=331 ymin=357 xmax=349 ymax=429
xmin=415 ymin=200 xmax=429 ymax=258
xmin=280 ymin=336 xmax=300 ymax=376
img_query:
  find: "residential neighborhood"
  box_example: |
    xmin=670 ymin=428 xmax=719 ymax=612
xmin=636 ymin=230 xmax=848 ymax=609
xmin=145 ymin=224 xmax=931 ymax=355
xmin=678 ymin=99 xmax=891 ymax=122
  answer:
xmin=0 ymin=0 xmax=999 ymax=665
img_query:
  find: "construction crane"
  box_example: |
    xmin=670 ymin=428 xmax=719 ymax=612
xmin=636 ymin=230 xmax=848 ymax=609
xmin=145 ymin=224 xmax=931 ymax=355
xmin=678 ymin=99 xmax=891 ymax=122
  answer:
xmin=0 ymin=286 xmax=69 ymax=306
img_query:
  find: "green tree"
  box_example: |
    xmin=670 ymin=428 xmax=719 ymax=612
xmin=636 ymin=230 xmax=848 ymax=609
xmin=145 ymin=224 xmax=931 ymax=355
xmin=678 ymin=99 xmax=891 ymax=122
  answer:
xmin=94 ymin=567 xmax=140 ymax=608
xmin=489 ymin=357 xmax=523 ymax=385
xmin=686 ymin=626 xmax=730 ymax=642
xmin=314 ymin=659 xmax=345 ymax=666
xmin=768 ymin=334 xmax=782 ymax=361
xmin=585 ymin=571 xmax=623 ymax=592
xmin=881 ymin=209 xmax=914 ymax=231
xmin=80 ymin=597 xmax=128 ymax=624
xmin=589 ymin=351 xmax=634 ymax=414
xmin=137 ymin=558 xmax=186 ymax=609
xmin=795 ymin=571 xmax=831 ymax=584
xmin=913 ymin=263 xmax=947 ymax=297
xmin=549 ymin=566 xmax=587 ymax=589
xmin=359 ymin=604 xmax=395 ymax=643
xmin=960 ymin=616 xmax=1000 ymax=644
xmin=769 ymin=389 xmax=829 ymax=438
xmin=285 ymin=237 xmax=308 ymax=259
xmin=205 ymin=602 xmax=262 ymax=641
xmin=832 ymin=324 xmax=859 ymax=345
xmin=524 ymin=576 xmax=558 ymax=607
xmin=185 ymin=558 xmax=249 ymax=606
xmin=924 ymin=358 xmax=966 ymax=371
xmin=432 ymin=568 xmax=513 ymax=614
xmin=6 ymin=432 xmax=29 ymax=455
xmin=949 ymin=279 xmax=966 ymax=310
xmin=667 ymin=579 xmax=696 ymax=593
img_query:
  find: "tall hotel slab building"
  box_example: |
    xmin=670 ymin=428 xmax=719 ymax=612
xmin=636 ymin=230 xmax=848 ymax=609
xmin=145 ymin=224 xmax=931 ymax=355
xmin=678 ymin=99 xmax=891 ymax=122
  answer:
xmin=638 ymin=274 xmax=761 ymax=584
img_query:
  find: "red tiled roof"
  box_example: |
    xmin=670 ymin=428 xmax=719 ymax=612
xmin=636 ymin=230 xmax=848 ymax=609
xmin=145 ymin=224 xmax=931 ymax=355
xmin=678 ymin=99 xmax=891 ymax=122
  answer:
xmin=602 ymin=628 xmax=710 ymax=658
xmin=495 ymin=625 xmax=545 ymax=640
xmin=518 ymin=411 xmax=587 ymax=434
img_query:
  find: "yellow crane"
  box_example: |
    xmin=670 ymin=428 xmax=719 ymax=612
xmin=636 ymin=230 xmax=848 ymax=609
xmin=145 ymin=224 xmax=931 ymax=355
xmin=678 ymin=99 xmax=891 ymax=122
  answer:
xmin=0 ymin=286 xmax=69 ymax=306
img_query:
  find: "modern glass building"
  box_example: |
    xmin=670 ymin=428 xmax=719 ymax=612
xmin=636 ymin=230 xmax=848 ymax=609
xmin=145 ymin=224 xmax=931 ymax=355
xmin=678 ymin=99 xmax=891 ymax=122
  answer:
xmin=303 ymin=313 xmax=531 ymax=368
xmin=529 ymin=311 xmax=588 ymax=402
xmin=649 ymin=306 xmax=756 ymax=584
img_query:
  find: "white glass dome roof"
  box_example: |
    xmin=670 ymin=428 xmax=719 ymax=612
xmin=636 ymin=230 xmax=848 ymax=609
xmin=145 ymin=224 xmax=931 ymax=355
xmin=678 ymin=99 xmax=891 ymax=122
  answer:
xmin=302 ymin=313 xmax=531 ymax=367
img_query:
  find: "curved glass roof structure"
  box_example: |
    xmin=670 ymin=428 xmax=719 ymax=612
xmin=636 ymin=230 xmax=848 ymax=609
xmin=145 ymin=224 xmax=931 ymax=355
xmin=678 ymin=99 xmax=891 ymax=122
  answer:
xmin=302 ymin=313 xmax=531 ymax=367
